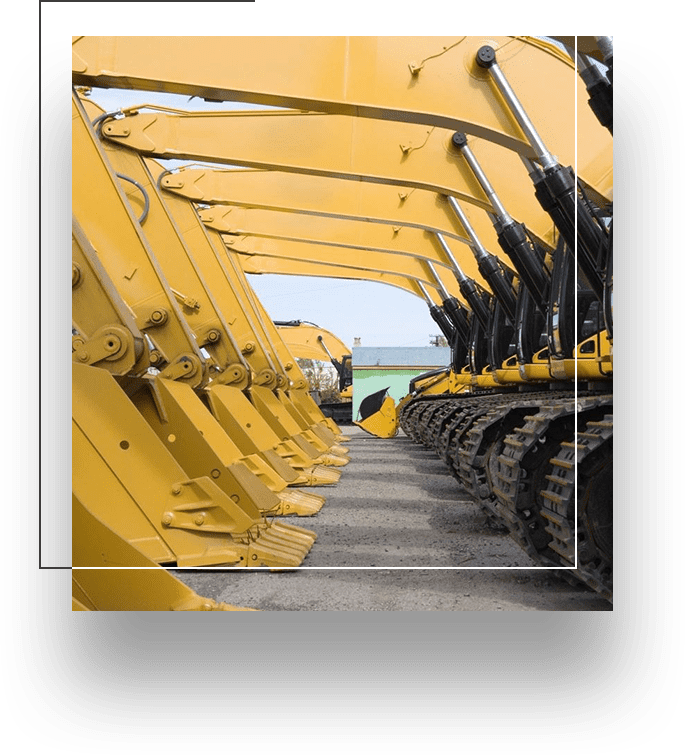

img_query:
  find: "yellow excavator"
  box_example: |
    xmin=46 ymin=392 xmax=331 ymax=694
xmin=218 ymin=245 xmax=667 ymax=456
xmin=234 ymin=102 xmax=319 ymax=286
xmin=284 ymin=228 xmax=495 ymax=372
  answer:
xmin=72 ymin=36 xmax=613 ymax=602
xmin=274 ymin=320 xmax=353 ymax=424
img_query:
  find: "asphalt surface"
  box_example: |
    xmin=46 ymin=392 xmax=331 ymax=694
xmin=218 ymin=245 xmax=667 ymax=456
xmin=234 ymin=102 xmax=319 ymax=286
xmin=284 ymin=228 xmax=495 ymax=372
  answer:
xmin=174 ymin=426 xmax=611 ymax=611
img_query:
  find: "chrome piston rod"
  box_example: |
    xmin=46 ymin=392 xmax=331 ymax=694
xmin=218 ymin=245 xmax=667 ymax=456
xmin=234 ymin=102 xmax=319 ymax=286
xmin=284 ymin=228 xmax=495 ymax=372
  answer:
xmin=475 ymin=45 xmax=557 ymax=171
xmin=446 ymin=195 xmax=517 ymax=322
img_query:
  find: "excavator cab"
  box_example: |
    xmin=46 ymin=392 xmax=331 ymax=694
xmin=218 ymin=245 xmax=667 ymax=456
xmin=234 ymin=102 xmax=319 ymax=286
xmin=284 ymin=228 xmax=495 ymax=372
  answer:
xmin=273 ymin=319 xmax=354 ymax=425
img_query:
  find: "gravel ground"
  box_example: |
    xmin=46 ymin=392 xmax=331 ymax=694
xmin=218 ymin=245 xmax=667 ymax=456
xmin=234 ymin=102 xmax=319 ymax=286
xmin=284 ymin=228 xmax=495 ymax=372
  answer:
xmin=173 ymin=426 xmax=611 ymax=611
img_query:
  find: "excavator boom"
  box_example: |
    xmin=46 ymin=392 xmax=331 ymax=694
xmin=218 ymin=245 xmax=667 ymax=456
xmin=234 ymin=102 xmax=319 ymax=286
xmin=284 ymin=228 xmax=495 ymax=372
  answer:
xmin=73 ymin=35 xmax=602 ymax=161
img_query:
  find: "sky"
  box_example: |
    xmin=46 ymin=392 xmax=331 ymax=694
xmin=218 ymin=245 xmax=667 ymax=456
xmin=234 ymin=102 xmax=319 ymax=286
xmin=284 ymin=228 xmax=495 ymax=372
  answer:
xmin=86 ymin=87 xmax=440 ymax=350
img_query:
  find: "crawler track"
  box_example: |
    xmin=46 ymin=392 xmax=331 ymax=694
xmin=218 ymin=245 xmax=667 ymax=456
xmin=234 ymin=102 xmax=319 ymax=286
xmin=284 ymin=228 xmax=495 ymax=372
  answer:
xmin=399 ymin=389 xmax=613 ymax=602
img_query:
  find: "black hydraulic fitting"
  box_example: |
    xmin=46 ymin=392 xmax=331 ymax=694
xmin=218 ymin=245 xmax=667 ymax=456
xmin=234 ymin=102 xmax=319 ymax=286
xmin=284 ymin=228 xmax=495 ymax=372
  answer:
xmin=476 ymin=45 xmax=496 ymax=69
xmin=498 ymin=220 xmax=539 ymax=260
xmin=458 ymin=278 xmax=491 ymax=330
xmin=477 ymin=253 xmax=518 ymax=323
xmin=583 ymin=70 xmax=613 ymax=133
xmin=442 ymin=297 xmax=471 ymax=343
xmin=477 ymin=251 xmax=501 ymax=280
xmin=429 ymin=305 xmax=456 ymax=342
xmin=542 ymin=165 xmax=606 ymax=299
xmin=451 ymin=131 xmax=468 ymax=150
xmin=544 ymin=163 xmax=578 ymax=203
xmin=496 ymin=222 xmax=549 ymax=314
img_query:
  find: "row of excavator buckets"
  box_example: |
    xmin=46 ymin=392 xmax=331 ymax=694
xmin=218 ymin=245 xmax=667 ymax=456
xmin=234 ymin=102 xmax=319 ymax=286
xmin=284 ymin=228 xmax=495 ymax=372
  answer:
xmin=71 ymin=36 xmax=613 ymax=609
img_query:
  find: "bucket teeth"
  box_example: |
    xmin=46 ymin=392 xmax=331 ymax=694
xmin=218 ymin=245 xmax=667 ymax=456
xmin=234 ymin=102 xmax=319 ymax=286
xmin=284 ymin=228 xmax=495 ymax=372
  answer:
xmin=275 ymin=520 xmax=318 ymax=542
xmin=317 ymin=452 xmax=349 ymax=467
xmin=329 ymin=443 xmax=350 ymax=456
xmin=275 ymin=489 xmax=326 ymax=516
xmin=243 ymin=520 xmax=316 ymax=567
xmin=170 ymin=596 xmax=257 ymax=611
xmin=290 ymin=465 xmax=341 ymax=486
xmin=336 ymin=434 xmax=351 ymax=443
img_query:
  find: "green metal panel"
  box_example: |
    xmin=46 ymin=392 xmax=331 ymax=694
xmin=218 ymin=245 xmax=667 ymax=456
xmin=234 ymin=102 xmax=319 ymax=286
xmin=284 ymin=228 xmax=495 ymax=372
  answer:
xmin=352 ymin=369 xmax=427 ymax=418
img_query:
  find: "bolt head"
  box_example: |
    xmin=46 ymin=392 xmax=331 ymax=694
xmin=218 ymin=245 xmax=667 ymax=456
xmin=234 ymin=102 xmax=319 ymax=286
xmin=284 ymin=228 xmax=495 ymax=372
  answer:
xmin=451 ymin=132 xmax=467 ymax=149
xmin=476 ymin=45 xmax=496 ymax=68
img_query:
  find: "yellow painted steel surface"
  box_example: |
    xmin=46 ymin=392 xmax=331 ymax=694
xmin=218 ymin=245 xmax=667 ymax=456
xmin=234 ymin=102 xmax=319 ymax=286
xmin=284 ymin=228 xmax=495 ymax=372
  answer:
xmin=73 ymin=495 xmax=255 ymax=611
xmin=214 ymin=236 xmax=347 ymax=449
xmin=130 ymin=164 xmax=281 ymax=390
xmin=162 ymin=168 xmax=495 ymax=248
xmin=72 ymin=92 xmax=208 ymax=388
xmin=70 ymin=35 xmax=612 ymax=605
xmin=105 ymin=109 xmax=559 ymax=248
xmin=72 ymin=570 xmax=254 ymax=611
xmin=123 ymin=175 xmax=345 ymax=467
xmin=104 ymin=107 xmax=610 ymax=244
xmin=82 ymin=101 xmax=252 ymax=389
xmin=276 ymin=323 xmax=351 ymax=364
xmin=164 ymin=167 xmax=484 ymax=247
xmin=238 ymin=254 xmax=442 ymax=304
xmin=73 ymin=363 xmax=317 ymax=568
xmin=355 ymin=396 xmax=399 ymax=439
xmin=411 ymin=371 xmax=452 ymax=397
xmin=72 ymin=219 xmax=148 ymax=376
xmin=234 ymin=248 xmax=549 ymax=387
xmin=152 ymin=202 xmax=344 ymax=454
xmin=240 ymin=281 xmax=346 ymax=438
xmin=77 ymin=33 xmax=610 ymax=396
xmin=72 ymin=36 xmax=604 ymax=167
xmin=206 ymin=384 xmax=342 ymax=486
xmin=226 ymin=236 xmax=469 ymax=303
xmin=203 ymin=206 xmax=491 ymax=290
xmin=76 ymin=99 xmax=334 ymax=512
xmin=129 ymin=376 xmax=325 ymax=517
xmin=72 ymin=95 xmax=331 ymax=566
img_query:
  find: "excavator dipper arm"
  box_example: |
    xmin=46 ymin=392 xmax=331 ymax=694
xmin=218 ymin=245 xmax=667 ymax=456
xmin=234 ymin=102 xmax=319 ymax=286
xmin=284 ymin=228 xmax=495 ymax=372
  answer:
xmin=72 ymin=35 xmax=602 ymax=164
xmin=103 ymin=108 xmax=601 ymax=248
xmin=238 ymin=254 xmax=442 ymax=303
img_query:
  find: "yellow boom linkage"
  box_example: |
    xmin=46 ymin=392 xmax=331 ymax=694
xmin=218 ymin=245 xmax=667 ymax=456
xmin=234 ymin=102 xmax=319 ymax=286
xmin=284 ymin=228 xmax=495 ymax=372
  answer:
xmin=73 ymin=92 xmax=320 ymax=576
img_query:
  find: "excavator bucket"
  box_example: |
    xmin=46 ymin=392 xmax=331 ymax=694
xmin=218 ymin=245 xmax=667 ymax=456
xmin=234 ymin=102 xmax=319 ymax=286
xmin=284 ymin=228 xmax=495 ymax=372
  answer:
xmin=73 ymin=362 xmax=317 ymax=568
xmin=73 ymin=494 xmax=256 ymax=611
xmin=72 ymin=573 xmax=255 ymax=611
xmin=250 ymin=385 xmax=349 ymax=467
xmin=354 ymin=387 xmax=399 ymax=439
xmin=206 ymin=383 xmax=342 ymax=486
xmin=130 ymin=375 xmax=325 ymax=517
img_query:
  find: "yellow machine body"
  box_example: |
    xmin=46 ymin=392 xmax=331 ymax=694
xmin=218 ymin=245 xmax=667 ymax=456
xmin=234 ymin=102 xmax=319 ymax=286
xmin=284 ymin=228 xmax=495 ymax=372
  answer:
xmin=73 ymin=494 xmax=255 ymax=611
xmin=73 ymin=362 xmax=318 ymax=568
